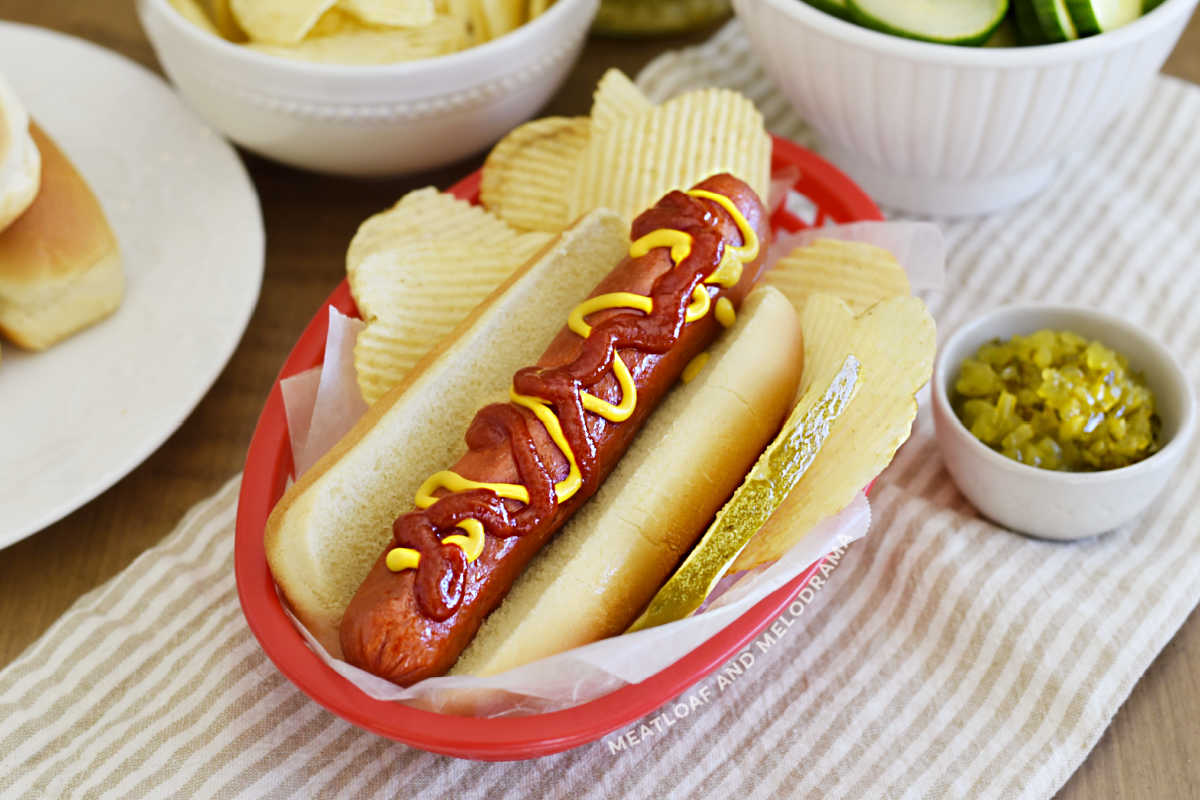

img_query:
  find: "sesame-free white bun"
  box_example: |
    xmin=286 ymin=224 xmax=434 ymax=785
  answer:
xmin=0 ymin=72 xmax=39 ymax=233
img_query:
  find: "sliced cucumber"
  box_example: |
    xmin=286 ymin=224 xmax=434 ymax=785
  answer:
xmin=846 ymin=0 xmax=1009 ymax=46
xmin=1012 ymin=0 xmax=1049 ymax=43
xmin=1142 ymin=0 xmax=1166 ymax=11
xmin=1030 ymin=0 xmax=1079 ymax=41
xmin=1066 ymin=0 xmax=1142 ymax=34
xmin=804 ymin=0 xmax=851 ymax=21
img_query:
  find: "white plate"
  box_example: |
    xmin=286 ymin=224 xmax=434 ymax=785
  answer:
xmin=0 ymin=23 xmax=263 ymax=547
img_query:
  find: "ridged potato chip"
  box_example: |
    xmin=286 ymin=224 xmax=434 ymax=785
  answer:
xmin=567 ymin=88 xmax=772 ymax=223
xmin=479 ymin=72 xmax=770 ymax=234
xmin=529 ymin=0 xmax=554 ymax=15
xmin=170 ymin=0 xmax=221 ymax=35
xmin=349 ymin=188 xmax=552 ymax=404
xmin=767 ymin=239 xmax=912 ymax=314
xmin=231 ymin=0 xmax=337 ymax=44
xmin=590 ymin=68 xmax=653 ymax=134
xmin=307 ymin=7 xmax=360 ymax=36
xmin=628 ymin=350 xmax=862 ymax=631
xmin=477 ymin=0 xmax=526 ymax=39
xmin=480 ymin=116 xmax=591 ymax=232
xmin=347 ymin=187 xmax=522 ymax=267
xmin=247 ymin=14 xmax=468 ymax=63
xmin=338 ymin=0 xmax=435 ymax=27
xmin=730 ymin=294 xmax=936 ymax=572
xmin=435 ymin=0 xmax=483 ymax=42
xmin=200 ymin=0 xmax=247 ymax=40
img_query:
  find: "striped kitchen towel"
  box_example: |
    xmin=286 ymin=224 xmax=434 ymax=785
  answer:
xmin=3 ymin=20 xmax=1200 ymax=799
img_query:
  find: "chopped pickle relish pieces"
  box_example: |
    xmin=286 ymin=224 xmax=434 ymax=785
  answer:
xmin=953 ymin=329 xmax=1160 ymax=471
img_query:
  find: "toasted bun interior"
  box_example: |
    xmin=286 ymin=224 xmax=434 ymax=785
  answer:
xmin=0 ymin=124 xmax=122 ymax=350
xmin=453 ymin=287 xmax=804 ymax=676
xmin=264 ymin=209 xmax=630 ymax=652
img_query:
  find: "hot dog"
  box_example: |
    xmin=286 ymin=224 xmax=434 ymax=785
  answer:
xmin=339 ymin=174 xmax=771 ymax=685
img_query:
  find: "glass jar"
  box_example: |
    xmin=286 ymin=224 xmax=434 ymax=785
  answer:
xmin=593 ymin=0 xmax=732 ymax=36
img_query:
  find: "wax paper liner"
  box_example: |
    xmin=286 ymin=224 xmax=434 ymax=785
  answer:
xmin=767 ymin=164 xmax=802 ymax=217
xmin=280 ymin=307 xmax=367 ymax=478
xmin=271 ymin=220 xmax=943 ymax=717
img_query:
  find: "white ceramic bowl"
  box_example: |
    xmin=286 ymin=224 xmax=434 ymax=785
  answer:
xmin=732 ymin=0 xmax=1198 ymax=215
xmin=137 ymin=0 xmax=598 ymax=176
xmin=931 ymin=305 xmax=1196 ymax=541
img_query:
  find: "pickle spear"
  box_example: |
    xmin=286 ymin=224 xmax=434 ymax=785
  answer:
xmin=627 ymin=354 xmax=860 ymax=632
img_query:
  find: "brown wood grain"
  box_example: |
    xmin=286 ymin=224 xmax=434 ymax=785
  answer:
xmin=0 ymin=3 xmax=1197 ymax=796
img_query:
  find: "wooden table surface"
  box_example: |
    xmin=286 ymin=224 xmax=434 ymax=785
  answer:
xmin=2 ymin=3 xmax=1197 ymax=796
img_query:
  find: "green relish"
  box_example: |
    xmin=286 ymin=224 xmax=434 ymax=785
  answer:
xmin=953 ymin=329 xmax=1159 ymax=471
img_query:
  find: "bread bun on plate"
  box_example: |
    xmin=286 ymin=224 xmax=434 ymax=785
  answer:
xmin=0 ymin=123 xmax=124 ymax=350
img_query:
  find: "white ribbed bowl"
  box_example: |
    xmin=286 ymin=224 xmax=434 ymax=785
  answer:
xmin=137 ymin=0 xmax=597 ymax=177
xmin=732 ymin=0 xmax=1198 ymax=215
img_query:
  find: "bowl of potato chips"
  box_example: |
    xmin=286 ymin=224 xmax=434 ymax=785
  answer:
xmin=138 ymin=0 xmax=598 ymax=176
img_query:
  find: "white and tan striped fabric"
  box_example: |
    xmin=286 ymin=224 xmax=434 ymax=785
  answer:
xmin=4 ymin=22 xmax=1200 ymax=799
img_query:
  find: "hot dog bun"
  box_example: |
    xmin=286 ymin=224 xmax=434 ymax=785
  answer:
xmin=452 ymin=286 xmax=803 ymax=676
xmin=0 ymin=124 xmax=123 ymax=350
xmin=265 ymin=209 xmax=631 ymax=653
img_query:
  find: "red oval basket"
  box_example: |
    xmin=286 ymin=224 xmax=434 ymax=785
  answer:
xmin=235 ymin=135 xmax=882 ymax=760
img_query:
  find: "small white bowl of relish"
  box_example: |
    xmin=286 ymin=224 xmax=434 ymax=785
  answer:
xmin=931 ymin=304 xmax=1195 ymax=541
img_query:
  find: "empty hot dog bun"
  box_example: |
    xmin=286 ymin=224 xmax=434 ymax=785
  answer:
xmin=266 ymin=209 xmax=631 ymax=653
xmin=452 ymin=286 xmax=803 ymax=676
xmin=0 ymin=73 xmax=39 ymax=234
xmin=0 ymin=124 xmax=123 ymax=350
